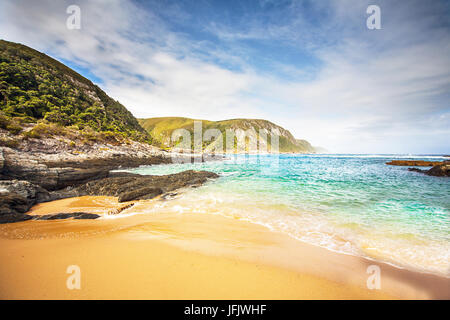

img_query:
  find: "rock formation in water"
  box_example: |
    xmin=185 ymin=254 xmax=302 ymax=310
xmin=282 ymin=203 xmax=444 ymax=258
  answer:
xmin=0 ymin=169 xmax=219 ymax=224
xmin=408 ymin=162 xmax=450 ymax=177
xmin=386 ymin=160 xmax=444 ymax=166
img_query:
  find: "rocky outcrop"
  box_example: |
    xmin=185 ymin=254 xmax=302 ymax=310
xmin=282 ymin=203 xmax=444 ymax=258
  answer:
xmin=409 ymin=163 xmax=450 ymax=177
xmin=0 ymin=170 xmax=219 ymax=224
xmin=0 ymin=143 xmax=214 ymax=191
xmin=0 ymin=138 xmax=221 ymax=224
xmin=427 ymin=163 xmax=450 ymax=176
xmin=0 ymin=193 xmax=34 ymax=223
xmin=0 ymin=179 xmax=51 ymax=223
xmin=387 ymin=159 xmax=449 ymax=177
xmin=0 ymin=147 xmax=171 ymax=191
xmin=386 ymin=160 xmax=444 ymax=166
xmin=50 ymin=170 xmax=219 ymax=202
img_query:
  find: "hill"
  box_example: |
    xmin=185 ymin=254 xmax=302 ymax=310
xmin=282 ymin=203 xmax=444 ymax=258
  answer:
xmin=139 ymin=117 xmax=317 ymax=153
xmin=0 ymin=40 xmax=150 ymax=143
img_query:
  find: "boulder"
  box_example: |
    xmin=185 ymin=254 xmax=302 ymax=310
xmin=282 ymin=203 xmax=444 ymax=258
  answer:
xmin=0 ymin=213 xmax=33 ymax=224
xmin=0 ymin=179 xmax=50 ymax=201
xmin=0 ymin=192 xmax=31 ymax=215
xmin=426 ymin=163 xmax=450 ymax=177
xmin=408 ymin=163 xmax=450 ymax=177
xmin=0 ymin=180 xmax=50 ymax=222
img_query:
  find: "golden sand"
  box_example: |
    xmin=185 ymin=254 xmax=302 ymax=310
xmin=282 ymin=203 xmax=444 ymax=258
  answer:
xmin=0 ymin=196 xmax=448 ymax=300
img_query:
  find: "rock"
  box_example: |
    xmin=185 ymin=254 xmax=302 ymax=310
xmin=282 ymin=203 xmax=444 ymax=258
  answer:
xmin=33 ymin=212 xmax=100 ymax=220
xmin=118 ymin=187 xmax=163 ymax=202
xmin=408 ymin=168 xmax=425 ymax=173
xmin=33 ymin=213 xmax=75 ymax=220
xmin=0 ymin=142 xmax=213 ymax=192
xmin=74 ymin=213 xmax=101 ymax=219
xmin=52 ymin=170 xmax=219 ymax=203
xmin=0 ymin=142 xmax=220 ymax=224
xmin=0 ymin=179 xmax=78 ymax=223
xmin=0 ymin=170 xmax=219 ymax=224
xmin=426 ymin=163 xmax=450 ymax=177
xmin=0 ymin=180 xmax=50 ymax=219
xmin=0 ymin=147 xmax=172 ymax=191
xmin=408 ymin=163 xmax=450 ymax=177
xmin=0 ymin=179 xmax=49 ymax=201
xmin=0 ymin=192 xmax=31 ymax=215
xmin=386 ymin=160 xmax=444 ymax=166
xmin=107 ymin=203 xmax=135 ymax=215
xmin=0 ymin=213 xmax=33 ymax=224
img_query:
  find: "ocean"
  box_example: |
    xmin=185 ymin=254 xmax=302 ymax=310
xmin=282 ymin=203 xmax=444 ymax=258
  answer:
xmin=121 ymin=154 xmax=450 ymax=276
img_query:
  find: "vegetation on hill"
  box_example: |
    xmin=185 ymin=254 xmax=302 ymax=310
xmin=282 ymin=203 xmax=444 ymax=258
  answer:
xmin=0 ymin=40 xmax=150 ymax=143
xmin=139 ymin=117 xmax=317 ymax=153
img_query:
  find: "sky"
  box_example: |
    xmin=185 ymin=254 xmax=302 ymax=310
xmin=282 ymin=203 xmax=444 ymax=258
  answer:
xmin=0 ymin=0 xmax=449 ymax=153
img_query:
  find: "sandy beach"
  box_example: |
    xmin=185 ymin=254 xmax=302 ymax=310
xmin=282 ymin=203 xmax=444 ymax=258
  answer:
xmin=0 ymin=196 xmax=448 ymax=300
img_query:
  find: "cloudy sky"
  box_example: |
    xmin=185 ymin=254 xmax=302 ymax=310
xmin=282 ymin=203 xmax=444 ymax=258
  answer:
xmin=1 ymin=0 xmax=449 ymax=153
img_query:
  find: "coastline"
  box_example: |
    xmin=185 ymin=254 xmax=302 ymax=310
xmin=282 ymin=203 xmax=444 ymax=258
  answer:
xmin=0 ymin=196 xmax=448 ymax=299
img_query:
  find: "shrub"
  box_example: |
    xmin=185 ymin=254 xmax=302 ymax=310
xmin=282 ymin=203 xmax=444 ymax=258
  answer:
xmin=0 ymin=113 xmax=23 ymax=134
xmin=5 ymin=122 xmax=23 ymax=135
xmin=0 ymin=137 xmax=19 ymax=148
xmin=23 ymin=122 xmax=65 ymax=139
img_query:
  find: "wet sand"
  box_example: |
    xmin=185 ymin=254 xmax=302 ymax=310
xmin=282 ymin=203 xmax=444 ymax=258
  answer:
xmin=0 ymin=196 xmax=448 ymax=300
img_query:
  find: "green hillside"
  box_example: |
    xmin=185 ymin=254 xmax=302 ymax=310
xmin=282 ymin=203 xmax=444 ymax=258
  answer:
xmin=139 ymin=117 xmax=316 ymax=153
xmin=0 ymin=40 xmax=150 ymax=143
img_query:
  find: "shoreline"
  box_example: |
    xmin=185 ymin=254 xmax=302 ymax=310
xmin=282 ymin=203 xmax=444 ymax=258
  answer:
xmin=0 ymin=196 xmax=448 ymax=299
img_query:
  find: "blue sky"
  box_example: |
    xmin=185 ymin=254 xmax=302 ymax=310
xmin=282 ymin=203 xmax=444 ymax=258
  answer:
xmin=0 ymin=0 xmax=449 ymax=153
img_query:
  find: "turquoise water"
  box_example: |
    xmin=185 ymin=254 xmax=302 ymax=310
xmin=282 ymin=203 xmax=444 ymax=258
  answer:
xmin=122 ymin=154 xmax=450 ymax=276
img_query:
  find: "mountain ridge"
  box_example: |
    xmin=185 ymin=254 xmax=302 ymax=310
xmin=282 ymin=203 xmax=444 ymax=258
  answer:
xmin=139 ymin=116 xmax=318 ymax=153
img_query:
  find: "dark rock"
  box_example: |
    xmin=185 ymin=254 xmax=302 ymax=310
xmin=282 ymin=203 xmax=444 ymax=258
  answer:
xmin=426 ymin=163 xmax=450 ymax=177
xmin=118 ymin=187 xmax=163 ymax=202
xmin=53 ymin=169 xmax=219 ymax=202
xmin=0 ymin=192 xmax=31 ymax=214
xmin=408 ymin=163 xmax=450 ymax=177
xmin=0 ymin=170 xmax=219 ymax=224
xmin=33 ymin=212 xmax=100 ymax=220
xmin=0 ymin=180 xmax=49 ymax=201
xmin=408 ymin=168 xmax=426 ymax=173
xmin=0 ymin=180 xmax=50 ymax=217
xmin=0 ymin=213 xmax=33 ymax=224
xmin=74 ymin=213 xmax=101 ymax=219
xmin=34 ymin=213 xmax=75 ymax=220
